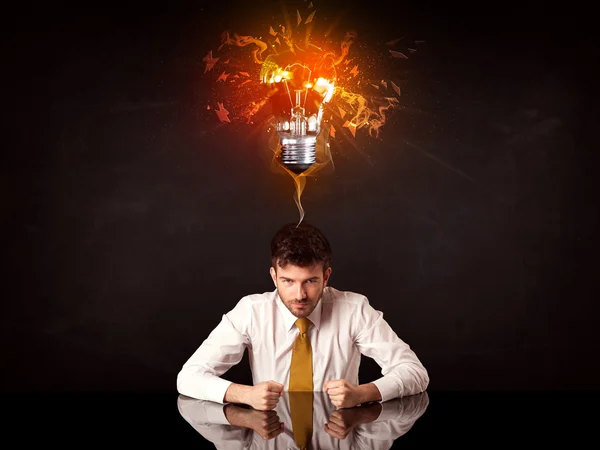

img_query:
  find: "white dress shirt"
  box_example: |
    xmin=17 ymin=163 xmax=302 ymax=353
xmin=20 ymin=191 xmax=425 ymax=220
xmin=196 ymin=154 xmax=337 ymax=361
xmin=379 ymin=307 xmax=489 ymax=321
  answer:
xmin=177 ymin=391 xmax=430 ymax=450
xmin=177 ymin=286 xmax=429 ymax=404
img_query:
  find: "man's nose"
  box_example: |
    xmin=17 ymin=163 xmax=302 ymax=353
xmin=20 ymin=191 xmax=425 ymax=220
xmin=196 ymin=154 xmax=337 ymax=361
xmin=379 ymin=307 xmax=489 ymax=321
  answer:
xmin=296 ymin=284 xmax=307 ymax=299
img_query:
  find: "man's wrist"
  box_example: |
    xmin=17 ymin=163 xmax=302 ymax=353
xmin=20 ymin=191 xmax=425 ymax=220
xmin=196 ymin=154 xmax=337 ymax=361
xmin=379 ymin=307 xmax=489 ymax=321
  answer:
xmin=357 ymin=382 xmax=383 ymax=405
xmin=224 ymin=383 xmax=252 ymax=405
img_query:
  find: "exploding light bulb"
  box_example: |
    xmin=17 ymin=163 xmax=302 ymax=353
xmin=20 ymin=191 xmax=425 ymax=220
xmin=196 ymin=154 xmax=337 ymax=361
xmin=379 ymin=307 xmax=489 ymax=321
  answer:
xmin=260 ymin=44 xmax=336 ymax=174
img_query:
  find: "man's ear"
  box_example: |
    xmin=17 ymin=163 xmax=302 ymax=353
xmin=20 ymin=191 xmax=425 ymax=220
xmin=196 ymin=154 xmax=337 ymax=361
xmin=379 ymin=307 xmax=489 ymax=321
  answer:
xmin=323 ymin=267 xmax=332 ymax=286
xmin=269 ymin=267 xmax=277 ymax=286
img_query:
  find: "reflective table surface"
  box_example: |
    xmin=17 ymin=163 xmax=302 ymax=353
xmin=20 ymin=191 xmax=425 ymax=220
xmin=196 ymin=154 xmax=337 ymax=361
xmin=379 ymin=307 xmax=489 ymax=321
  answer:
xmin=4 ymin=391 xmax=595 ymax=447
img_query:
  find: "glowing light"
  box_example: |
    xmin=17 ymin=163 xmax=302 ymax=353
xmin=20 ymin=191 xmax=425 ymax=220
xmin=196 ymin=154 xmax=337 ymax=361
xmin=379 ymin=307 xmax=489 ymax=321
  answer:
xmin=201 ymin=0 xmax=419 ymax=222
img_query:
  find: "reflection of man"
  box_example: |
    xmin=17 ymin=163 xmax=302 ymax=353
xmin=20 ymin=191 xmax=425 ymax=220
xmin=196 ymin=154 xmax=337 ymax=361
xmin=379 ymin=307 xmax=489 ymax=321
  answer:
xmin=177 ymin=391 xmax=429 ymax=450
xmin=177 ymin=222 xmax=429 ymax=413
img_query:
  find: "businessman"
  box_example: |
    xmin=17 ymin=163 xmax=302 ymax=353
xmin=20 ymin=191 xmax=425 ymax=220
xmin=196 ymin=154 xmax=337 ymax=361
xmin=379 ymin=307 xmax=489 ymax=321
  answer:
xmin=177 ymin=221 xmax=429 ymax=411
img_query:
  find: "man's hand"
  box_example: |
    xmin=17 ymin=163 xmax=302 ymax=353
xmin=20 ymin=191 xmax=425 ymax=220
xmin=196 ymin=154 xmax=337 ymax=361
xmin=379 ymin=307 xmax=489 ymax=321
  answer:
xmin=246 ymin=381 xmax=284 ymax=411
xmin=224 ymin=406 xmax=284 ymax=440
xmin=324 ymin=403 xmax=383 ymax=440
xmin=323 ymin=379 xmax=362 ymax=408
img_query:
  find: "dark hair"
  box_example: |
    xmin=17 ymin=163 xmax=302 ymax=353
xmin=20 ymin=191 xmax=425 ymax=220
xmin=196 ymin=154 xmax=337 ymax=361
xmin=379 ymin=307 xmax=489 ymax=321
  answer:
xmin=270 ymin=222 xmax=332 ymax=271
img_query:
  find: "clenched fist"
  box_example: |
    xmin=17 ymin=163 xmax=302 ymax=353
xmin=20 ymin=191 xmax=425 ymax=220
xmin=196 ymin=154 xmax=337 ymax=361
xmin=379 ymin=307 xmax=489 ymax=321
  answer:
xmin=323 ymin=379 xmax=361 ymax=409
xmin=246 ymin=380 xmax=284 ymax=411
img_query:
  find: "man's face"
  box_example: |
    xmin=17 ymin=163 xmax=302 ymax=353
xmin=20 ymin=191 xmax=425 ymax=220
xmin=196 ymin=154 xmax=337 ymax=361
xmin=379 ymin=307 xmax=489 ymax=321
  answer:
xmin=270 ymin=262 xmax=332 ymax=318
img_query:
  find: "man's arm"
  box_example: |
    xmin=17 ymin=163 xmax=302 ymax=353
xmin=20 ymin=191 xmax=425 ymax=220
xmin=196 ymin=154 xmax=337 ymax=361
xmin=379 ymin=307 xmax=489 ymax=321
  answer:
xmin=356 ymin=383 xmax=382 ymax=404
xmin=225 ymin=381 xmax=285 ymax=410
xmin=354 ymin=298 xmax=430 ymax=402
xmin=177 ymin=297 xmax=285 ymax=409
xmin=177 ymin=298 xmax=251 ymax=403
xmin=223 ymin=384 xmax=253 ymax=404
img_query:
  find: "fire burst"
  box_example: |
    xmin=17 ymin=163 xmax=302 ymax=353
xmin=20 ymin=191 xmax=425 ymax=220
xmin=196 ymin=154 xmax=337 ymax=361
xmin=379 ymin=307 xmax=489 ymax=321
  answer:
xmin=201 ymin=1 xmax=422 ymax=222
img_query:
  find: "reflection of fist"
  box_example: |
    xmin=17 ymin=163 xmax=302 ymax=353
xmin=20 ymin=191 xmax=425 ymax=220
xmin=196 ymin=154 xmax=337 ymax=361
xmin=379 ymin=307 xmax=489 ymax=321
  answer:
xmin=224 ymin=406 xmax=284 ymax=441
xmin=247 ymin=381 xmax=284 ymax=411
xmin=246 ymin=409 xmax=285 ymax=441
xmin=325 ymin=403 xmax=383 ymax=440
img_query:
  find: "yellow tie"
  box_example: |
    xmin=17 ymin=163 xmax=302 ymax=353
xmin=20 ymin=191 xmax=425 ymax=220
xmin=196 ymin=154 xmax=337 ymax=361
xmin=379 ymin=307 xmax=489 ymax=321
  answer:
xmin=289 ymin=391 xmax=314 ymax=450
xmin=289 ymin=317 xmax=313 ymax=391
xmin=289 ymin=318 xmax=313 ymax=449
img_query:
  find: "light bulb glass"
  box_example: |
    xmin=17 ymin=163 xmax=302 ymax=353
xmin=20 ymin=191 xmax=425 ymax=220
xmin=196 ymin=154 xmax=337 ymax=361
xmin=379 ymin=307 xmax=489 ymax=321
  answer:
xmin=260 ymin=45 xmax=336 ymax=174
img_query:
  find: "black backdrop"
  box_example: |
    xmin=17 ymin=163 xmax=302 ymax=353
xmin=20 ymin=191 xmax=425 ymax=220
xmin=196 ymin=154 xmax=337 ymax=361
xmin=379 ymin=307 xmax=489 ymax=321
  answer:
xmin=3 ymin=0 xmax=597 ymax=393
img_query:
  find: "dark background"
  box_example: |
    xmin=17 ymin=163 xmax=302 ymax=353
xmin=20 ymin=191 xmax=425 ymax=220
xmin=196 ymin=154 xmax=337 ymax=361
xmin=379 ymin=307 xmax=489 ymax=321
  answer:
xmin=3 ymin=0 xmax=597 ymax=394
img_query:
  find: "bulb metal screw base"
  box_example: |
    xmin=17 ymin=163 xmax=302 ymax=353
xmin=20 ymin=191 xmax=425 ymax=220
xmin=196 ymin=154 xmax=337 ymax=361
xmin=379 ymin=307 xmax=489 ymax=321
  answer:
xmin=279 ymin=135 xmax=317 ymax=174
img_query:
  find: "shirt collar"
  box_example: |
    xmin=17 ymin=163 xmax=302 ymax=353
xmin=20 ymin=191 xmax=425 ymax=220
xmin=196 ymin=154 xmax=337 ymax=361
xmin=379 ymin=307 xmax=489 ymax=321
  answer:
xmin=276 ymin=288 xmax=325 ymax=332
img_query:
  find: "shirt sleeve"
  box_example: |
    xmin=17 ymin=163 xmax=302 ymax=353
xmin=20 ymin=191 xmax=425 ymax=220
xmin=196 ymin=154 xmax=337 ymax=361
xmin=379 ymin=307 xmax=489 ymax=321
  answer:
xmin=177 ymin=396 xmax=252 ymax=448
xmin=176 ymin=297 xmax=252 ymax=403
xmin=177 ymin=396 xmax=231 ymax=425
xmin=353 ymin=297 xmax=429 ymax=402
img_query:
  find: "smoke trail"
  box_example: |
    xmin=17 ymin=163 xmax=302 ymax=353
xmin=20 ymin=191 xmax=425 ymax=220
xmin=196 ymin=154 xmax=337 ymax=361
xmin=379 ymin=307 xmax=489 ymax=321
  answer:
xmin=221 ymin=32 xmax=268 ymax=64
xmin=321 ymin=31 xmax=356 ymax=66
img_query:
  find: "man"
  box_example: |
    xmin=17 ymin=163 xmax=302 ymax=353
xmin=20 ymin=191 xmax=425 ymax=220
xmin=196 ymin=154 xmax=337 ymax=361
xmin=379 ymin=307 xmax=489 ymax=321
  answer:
xmin=177 ymin=222 xmax=429 ymax=411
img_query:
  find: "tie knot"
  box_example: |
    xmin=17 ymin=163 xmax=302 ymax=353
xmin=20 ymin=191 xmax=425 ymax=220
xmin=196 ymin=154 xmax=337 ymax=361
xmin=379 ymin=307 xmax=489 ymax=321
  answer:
xmin=295 ymin=317 xmax=311 ymax=334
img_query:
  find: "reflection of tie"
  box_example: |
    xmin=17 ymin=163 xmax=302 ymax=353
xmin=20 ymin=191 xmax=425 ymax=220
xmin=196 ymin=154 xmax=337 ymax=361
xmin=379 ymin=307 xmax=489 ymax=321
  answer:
xmin=289 ymin=391 xmax=313 ymax=450
xmin=289 ymin=318 xmax=313 ymax=391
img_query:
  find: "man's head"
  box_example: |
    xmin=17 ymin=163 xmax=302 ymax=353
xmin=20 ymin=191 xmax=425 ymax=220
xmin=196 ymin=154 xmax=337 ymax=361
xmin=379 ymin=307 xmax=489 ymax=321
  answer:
xmin=269 ymin=222 xmax=332 ymax=318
